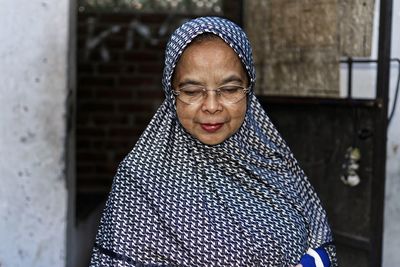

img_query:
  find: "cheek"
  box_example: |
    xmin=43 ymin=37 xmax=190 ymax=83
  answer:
xmin=231 ymin=100 xmax=247 ymax=126
xmin=231 ymin=111 xmax=245 ymax=134
xmin=176 ymin=101 xmax=186 ymax=119
xmin=176 ymin=102 xmax=195 ymax=128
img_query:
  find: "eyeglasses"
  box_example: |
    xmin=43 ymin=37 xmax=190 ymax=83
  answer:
xmin=173 ymin=85 xmax=250 ymax=105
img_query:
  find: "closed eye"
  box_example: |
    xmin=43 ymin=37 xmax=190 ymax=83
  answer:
xmin=219 ymin=86 xmax=243 ymax=94
xmin=180 ymin=86 xmax=204 ymax=96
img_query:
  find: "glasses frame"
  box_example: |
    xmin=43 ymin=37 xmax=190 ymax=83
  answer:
xmin=173 ymin=85 xmax=250 ymax=105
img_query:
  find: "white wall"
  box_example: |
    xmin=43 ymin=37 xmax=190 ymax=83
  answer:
xmin=0 ymin=1 xmax=69 ymax=267
xmin=383 ymin=0 xmax=400 ymax=265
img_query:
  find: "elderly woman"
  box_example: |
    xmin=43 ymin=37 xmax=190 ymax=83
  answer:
xmin=90 ymin=17 xmax=337 ymax=267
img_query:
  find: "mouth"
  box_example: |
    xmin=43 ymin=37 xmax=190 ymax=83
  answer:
xmin=200 ymin=123 xmax=224 ymax=133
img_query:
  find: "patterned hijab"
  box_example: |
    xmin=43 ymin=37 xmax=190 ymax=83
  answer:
xmin=90 ymin=17 xmax=335 ymax=266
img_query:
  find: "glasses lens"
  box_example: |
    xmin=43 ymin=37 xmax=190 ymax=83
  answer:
xmin=219 ymin=86 xmax=246 ymax=103
xmin=176 ymin=85 xmax=248 ymax=104
xmin=178 ymin=86 xmax=204 ymax=104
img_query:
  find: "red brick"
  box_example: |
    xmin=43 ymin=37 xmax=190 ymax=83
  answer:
xmin=77 ymin=151 xmax=108 ymax=162
xmin=101 ymin=139 xmax=134 ymax=149
xmin=78 ymin=63 xmax=95 ymax=74
xmin=79 ymin=76 xmax=116 ymax=86
xmin=95 ymin=161 xmax=118 ymax=174
xmin=77 ymin=178 xmax=112 ymax=191
xmin=114 ymin=151 xmax=134 ymax=162
xmin=134 ymin=115 xmax=152 ymax=125
xmin=92 ymin=114 xmax=129 ymax=125
xmin=77 ymin=163 xmax=97 ymax=174
xmin=97 ymin=63 xmax=124 ymax=74
xmin=77 ymin=24 xmax=88 ymax=36
xmin=136 ymin=90 xmax=164 ymax=98
xmin=124 ymin=51 xmax=160 ymax=61
xmin=103 ymin=37 xmax=126 ymax=49
xmin=76 ymin=112 xmax=92 ymax=125
xmin=77 ymin=126 xmax=107 ymax=137
xmin=80 ymin=101 xmax=115 ymax=113
xmin=78 ymin=12 xmax=99 ymax=20
xmin=141 ymin=39 xmax=168 ymax=50
xmin=87 ymin=50 xmax=122 ymax=62
xmin=77 ymin=86 xmax=95 ymax=98
xmin=118 ymin=102 xmax=151 ymax=112
xmin=90 ymin=140 xmax=105 ymax=148
xmin=140 ymin=14 xmax=168 ymax=24
xmin=136 ymin=63 xmax=163 ymax=74
xmin=125 ymin=64 xmax=137 ymax=73
xmin=119 ymin=76 xmax=154 ymax=86
xmin=109 ymin=127 xmax=141 ymax=137
xmin=77 ymin=38 xmax=87 ymax=50
xmin=95 ymin=87 xmax=132 ymax=98
xmin=90 ymin=23 xmax=119 ymax=35
xmin=100 ymin=13 xmax=135 ymax=24
xmin=76 ymin=139 xmax=93 ymax=149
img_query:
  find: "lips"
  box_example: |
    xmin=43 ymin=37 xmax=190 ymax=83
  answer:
xmin=200 ymin=123 xmax=224 ymax=133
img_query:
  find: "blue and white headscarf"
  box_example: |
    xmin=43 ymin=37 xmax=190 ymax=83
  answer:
xmin=90 ymin=17 xmax=337 ymax=267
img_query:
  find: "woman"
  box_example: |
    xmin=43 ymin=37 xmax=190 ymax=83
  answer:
xmin=90 ymin=17 xmax=337 ymax=267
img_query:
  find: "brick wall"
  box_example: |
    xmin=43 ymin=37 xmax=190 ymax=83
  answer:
xmin=77 ymin=12 xmax=172 ymax=217
xmin=76 ymin=4 xmax=242 ymax=219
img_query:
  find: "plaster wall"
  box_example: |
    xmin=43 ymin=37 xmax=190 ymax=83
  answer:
xmin=0 ymin=1 xmax=69 ymax=266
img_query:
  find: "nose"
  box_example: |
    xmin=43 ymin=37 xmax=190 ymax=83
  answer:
xmin=201 ymin=91 xmax=222 ymax=113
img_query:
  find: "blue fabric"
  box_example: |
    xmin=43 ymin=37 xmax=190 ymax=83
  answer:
xmin=316 ymin=247 xmax=331 ymax=267
xmin=300 ymin=254 xmax=316 ymax=267
xmin=299 ymin=247 xmax=331 ymax=267
xmin=90 ymin=16 xmax=335 ymax=267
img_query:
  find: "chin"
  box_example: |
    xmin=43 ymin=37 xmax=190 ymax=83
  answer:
xmin=201 ymin=140 xmax=223 ymax=146
xmin=197 ymin=135 xmax=227 ymax=146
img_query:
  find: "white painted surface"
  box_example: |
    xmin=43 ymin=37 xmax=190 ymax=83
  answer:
xmin=0 ymin=1 xmax=69 ymax=267
xmin=383 ymin=0 xmax=400 ymax=265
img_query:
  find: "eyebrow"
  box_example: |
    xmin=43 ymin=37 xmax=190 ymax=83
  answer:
xmin=220 ymin=75 xmax=244 ymax=85
xmin=177 ymin=79 xmax=203 ymax=88
xmin=177 ymin=75 xmax=244 ymax=88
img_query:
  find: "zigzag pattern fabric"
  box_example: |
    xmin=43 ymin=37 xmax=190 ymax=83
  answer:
xmin=90 ymin=17 xmax=337 ymax=266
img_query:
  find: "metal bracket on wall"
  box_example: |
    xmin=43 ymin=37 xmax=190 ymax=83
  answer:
xmin=340 ymin=57 xmax=400 ymax=125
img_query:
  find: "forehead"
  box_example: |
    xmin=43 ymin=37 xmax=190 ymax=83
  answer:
xmin=190 ymin=32 xmax=222 ymax=44
xmin=173 ymin=38 xmax=247 ymax=81
xmin=180 ymin=37 xmax=238 ymax=61
xmin=172 ymin=38 xmax=250 ymax=89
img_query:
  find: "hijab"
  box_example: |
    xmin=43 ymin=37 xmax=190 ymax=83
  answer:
xmin=90 ymin=16 xmax=335 ymax=267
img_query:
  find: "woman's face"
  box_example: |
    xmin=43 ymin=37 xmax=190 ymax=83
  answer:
xmin=172 ymin=37 xmax=248 ymax=145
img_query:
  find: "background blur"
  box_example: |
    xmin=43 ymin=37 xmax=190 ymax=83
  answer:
xmin=0 ymin=0 xmax=399 ymax=266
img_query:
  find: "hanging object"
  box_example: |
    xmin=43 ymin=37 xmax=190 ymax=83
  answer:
xmin=340 ymin=146 xmax=361 ymax=187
